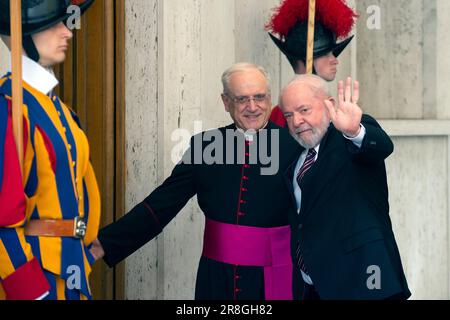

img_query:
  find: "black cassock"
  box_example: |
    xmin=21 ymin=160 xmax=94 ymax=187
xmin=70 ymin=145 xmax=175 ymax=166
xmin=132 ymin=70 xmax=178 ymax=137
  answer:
xmin=98 ymin=122 xmax=302 ymax=300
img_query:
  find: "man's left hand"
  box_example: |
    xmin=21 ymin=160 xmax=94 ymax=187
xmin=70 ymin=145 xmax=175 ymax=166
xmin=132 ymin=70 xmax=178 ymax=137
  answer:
xmin=324 ymin=77 xmax=363 ymax=138
xmin=90 ymin=239 xmax=105 ymax=261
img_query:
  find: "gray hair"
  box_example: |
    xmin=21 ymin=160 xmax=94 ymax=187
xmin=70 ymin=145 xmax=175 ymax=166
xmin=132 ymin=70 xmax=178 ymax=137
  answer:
xmin=221 ymin=62 xmax=271 ymax=95
xmin=279 ymin=74 xmax=331 ymax=109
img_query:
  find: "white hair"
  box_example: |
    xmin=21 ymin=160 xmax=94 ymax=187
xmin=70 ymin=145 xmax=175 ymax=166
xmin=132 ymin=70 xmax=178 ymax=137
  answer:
xmin=221 ymin=62 xmax=271 ymax=95
xmin=279 ymin=74 xmax=331 ymax=109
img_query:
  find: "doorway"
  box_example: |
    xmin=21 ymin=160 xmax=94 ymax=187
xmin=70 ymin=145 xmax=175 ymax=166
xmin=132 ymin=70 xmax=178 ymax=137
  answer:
xmin=55 ymin=0 xmax=125 ymax=300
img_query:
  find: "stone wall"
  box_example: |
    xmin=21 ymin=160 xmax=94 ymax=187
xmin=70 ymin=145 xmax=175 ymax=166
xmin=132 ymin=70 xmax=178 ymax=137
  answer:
xmin=122 ymin=0 xmax=450 ymax=300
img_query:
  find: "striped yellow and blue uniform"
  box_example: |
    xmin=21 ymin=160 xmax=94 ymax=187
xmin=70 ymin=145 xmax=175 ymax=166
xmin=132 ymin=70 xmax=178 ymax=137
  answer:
xmin=0 ymin=73 xmax=100 ymax=300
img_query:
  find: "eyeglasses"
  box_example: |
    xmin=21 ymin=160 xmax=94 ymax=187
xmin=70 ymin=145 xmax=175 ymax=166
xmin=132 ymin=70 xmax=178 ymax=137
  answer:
xmin=225 ymin=93 xmax=269 ymax=105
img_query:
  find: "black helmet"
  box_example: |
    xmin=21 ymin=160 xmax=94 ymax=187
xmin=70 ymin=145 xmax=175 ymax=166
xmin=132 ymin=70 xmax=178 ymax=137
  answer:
xmin=0 ymin=0 xmax=94 ymax=36
xmin=0 ymin=0 xmax=94 ymax=62
xmin=269 ymin=20 xmax=354 ymax=64
xmin=267 ymin=0 xmax=357 ymax=71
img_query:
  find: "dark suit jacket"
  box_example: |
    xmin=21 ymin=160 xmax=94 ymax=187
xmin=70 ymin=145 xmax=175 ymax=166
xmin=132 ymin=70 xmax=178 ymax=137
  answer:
xmin=285 ymin=115 xmax=411 ymax=300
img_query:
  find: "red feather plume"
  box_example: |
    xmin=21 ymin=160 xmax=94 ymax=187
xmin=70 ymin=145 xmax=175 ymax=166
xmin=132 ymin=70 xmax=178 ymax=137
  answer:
xmin=71 ymin=0 xmax=89 ymax=5
xmin=266 ymin=0 xmax=358 ymax=39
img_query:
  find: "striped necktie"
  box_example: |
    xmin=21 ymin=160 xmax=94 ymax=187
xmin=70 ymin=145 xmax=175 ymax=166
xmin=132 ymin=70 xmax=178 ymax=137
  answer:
xmin=296 ymin=148 xmax=317 ymax=185
xmin=296 ymin=148 xmax=317 ymax=273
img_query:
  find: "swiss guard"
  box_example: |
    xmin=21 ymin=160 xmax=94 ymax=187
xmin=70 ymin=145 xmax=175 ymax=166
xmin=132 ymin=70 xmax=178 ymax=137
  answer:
xmin=0 ymin=0 xmax=100 ymax=300
xmin=266 ymin=0 xmax=358 ymax=127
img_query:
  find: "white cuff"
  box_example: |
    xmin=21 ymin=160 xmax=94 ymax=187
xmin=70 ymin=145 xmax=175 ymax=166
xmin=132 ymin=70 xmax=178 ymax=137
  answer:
xmin=343 ymin=124 xmax=366 ymax=149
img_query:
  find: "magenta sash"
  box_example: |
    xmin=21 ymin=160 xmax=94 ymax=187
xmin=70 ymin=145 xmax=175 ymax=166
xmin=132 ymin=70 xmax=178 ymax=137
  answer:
xmin=202 ymin=218 xmax=293 ymax=300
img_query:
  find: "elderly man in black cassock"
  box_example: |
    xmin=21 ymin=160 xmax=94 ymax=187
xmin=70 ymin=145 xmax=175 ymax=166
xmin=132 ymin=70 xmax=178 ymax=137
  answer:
xmin=91 ymin=63 xmax=303 ymax=300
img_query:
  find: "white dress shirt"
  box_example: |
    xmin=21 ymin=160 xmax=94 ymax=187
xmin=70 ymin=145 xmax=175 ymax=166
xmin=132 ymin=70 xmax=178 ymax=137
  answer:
xmin=293 ymin=124 xmax=366 ymax=285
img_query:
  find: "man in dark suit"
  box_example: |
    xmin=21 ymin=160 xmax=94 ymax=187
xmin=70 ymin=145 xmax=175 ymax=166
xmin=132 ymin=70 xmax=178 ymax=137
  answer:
xmin=90 ymin=63 xmax=303 ymax=300
xmin=279 ymin=74 xmax=411 ymax=300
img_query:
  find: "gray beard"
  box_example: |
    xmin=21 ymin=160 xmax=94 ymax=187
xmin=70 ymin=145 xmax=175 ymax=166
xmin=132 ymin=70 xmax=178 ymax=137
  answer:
xmin=292 ymin=117 xmax=330 ymax=149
